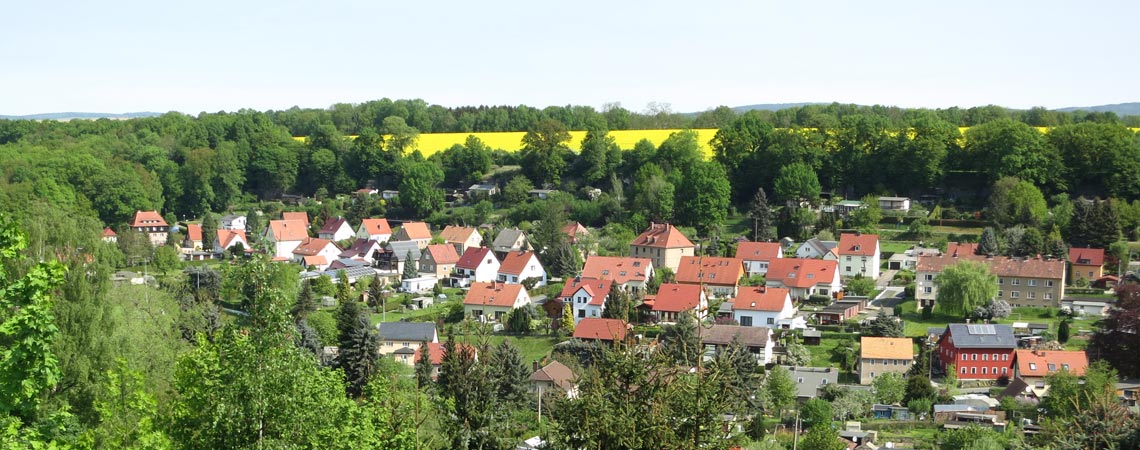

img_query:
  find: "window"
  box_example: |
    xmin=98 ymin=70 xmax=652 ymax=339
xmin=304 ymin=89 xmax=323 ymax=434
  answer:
xmin=982 ymin=354 xmax=988 ymax=361
xmin=925 ymin=274 xmax=933 ymax=281
xmin=972 ymin=353 xmax=977 ymax=361
xmin=982 ymin=367 xmax=987 ymax=374
xmin=846 ymin=256 xmax=852 ymax=261
xmin=1028 ymin=279 xmax=1037 ymax=287
xmin=798 ymin=378 xmax=804 ymax=383
xmin=1062 ymin=364 xmax=1070 ymax=370
xmin=1029 ymin=363 xmax=1037 ymax=370
xmin=971 ymin=367 xmax=977 ymax=374
xmin=1048 ymin=364 xmax=1056 ymax=371
xmin=961 ymin=354 xmax=967 ymax=361
xmin=992 ymin=353 xmax=998 ymax=360
xmin=578 ymin=309 xmax=585 ymax=318
xmin=1011 ymin=291 xmax=1020 ymax=298
xmin=740 ymin=316 xmax=753 ymax=327
xmin=997 ymin=290 xmax=1003 ymax=298
xmin=1045 ymin=293 xmax=1053 ymax=300
xmin=402 ymin=342 xmax=410 ymax=348
xmin=961 ymin=366 xmax=967 ymax=374
xmin=387 ymin=341 xmax=393 ymax=347
xmin=1002 ymin=367 xmax=1008 ymax=374
xmin=767 ymin=318 xmax=774 ymax=325
xmin=821 ymin=379 xmax=828 ymax=385
xmin=1047 ymin=280 xmax=1054 ymax=287
xmin=845 ymin=266 xmax=852 ymax=272
xmin=1012 ymin=279 xmax=1021 ymax=286
xmin=1028 ymin=292 xmax=1035 ymax=299
xmin=998 ymin=278 xmax=1004 ymax=285
xmin=924 ymin=287 xmax=932 ymax=294
xmin=1002 ymin=354 xmax=1008 ymax=361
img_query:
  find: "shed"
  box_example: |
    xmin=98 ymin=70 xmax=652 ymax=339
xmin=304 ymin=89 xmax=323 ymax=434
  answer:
xmin=400 ymin=276 xmax=438 ymax=293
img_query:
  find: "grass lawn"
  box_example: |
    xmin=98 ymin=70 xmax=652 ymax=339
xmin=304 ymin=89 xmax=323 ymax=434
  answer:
xmin=477 ymin=334 xmax=562 ymax=363
xmin=880 ymin=241 xmax=916 ymax=255
xmin=897 ymin=299 xmax=1102 ymax=349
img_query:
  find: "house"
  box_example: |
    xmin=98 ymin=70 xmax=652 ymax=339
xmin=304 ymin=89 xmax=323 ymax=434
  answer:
xmin=887 ymin=245 xmax=941 ymax=271
xmin=559 ymin=277 xmax=612 ymax=323
xmin=832 ymin=199 xmax=866 ymax=217
xmin=466 ymin=183 xmax=499 ymax=199
xmin=214 ymin=229 xmax=249 ymax=254
xmin=785 ymin=366 xmax=839 ymax=400
xmin=572 ymin=318 xmax=629 ymax=344
xmin=415 ymin=342 xmax=478 ymax=380
xmin=183 ymin=223 xmax=204 ymax=251
xmin=735 ymin=241 xmax=783 ymax=276
xmin=1061 ymin=299 xmax=1113 ymax=317
xmin=356 ymin=218 xmax=392 ymax=242
xmin=765 ymin=258 xmax=842 ymax=300
xmin=381 ymin=190 xmax=400 ymax=200
xmin=400 ymin=276 xmax=438 ymax=293
xmin=795 ymin=238 xmax=837 ymax=259
xmin=439 ymin=225 xmax=482 ymax=255
xmin=454 ymin=247 xmax=500 ymax=284
xmin=530 ymin=361 xmax=577 ymax=397
xmin=580 ymin=256 xmax=654 ymax=290
xmin=318 ymin=217 xmax=355 ymax=242
xmin=129 ymin=211 xmax=169 ymax=247
xmin=463 ymin=281 xmax=531 ymax=322
xmin=562 ymin=222 xmax=590 ymax=244
xmin=264 ymin=219 xmax=309 ymax=260
xmin=328 ymin=258 xmax=369 ymax=271
xmin=674 ymin=256 xmax=745 ymax=297
xmin=703 ymin=325 xmax=775 ymax=364
xmin=102 ymin=227 xmax=118 ymax=243
xmin=827 ymin=233 xmax=881 ymax=280
xmin=872 ymin=404 xmax=911 ymax=420
xmin=878 ymin=196 xmax=911 ymax=212
xmin=936 ymin=324 xmax=1017 ymax=380
xmin=491 ymin=228 xmax=532 ymax=255
xmin=497 ymin=250 xmax=547 ymax=286
xmin=528 ymin=189 xmax=557 ymax=199
xmin=916 ymin=253 xmax=1066 ymax=310
xmin=858 ymin=337 xmax=914 ymax=385
xmin=338 ymin=238 xmax=384 ymax=265
xmin=392 ymin=221 xmax=432 ymax=249
xmin=1013 ymin=349 xmax=1088 ymax=389
xmin=728 ymin=286 xmax=804 ymax=329
xmin=282 ymin=211 xmax=310 ymax=228
xmin=816 ymin=300 xmax=864 ymax=324
xmin=420 ymin=244 xmax=461 ymax=279
xmin=1068 ymin=247 xmax=1105 ymax=284
xmin=376 ymin=322 xmax=438 ymax=366
xmin=1115 ymin=379 xmax=1140 ymax=410
xmin=293 ymin=238 xmax=341 ymax=271
xmin=219 ymin=214 xmax=246 ymax=231
xmin=630 ymin=222 xmax=695 ymax=273
xmin=382 ymin=240 xmax=422 ymax=274
xmin=646 ymin=283 xmax=707 ymax=323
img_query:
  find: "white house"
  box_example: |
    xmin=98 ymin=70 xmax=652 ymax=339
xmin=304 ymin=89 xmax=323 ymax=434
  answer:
xmin=264 ymin=220 xmax=309 ymax=260
xmin=219 ymin=214 xmax=247 ymax=231
xmin=318 ymin=217 xmax=356 ymax=242
xmin=559 ymin=277 xmax=612 ymax=324
xmin=439 ymin=225 xmax=483 ymax=255
xmin=795 ymin=238 xmax=837 ymax=259
xmin=825 ymin=233 xmax=881 ymax=280
xmin=878 ymin=196 xmax=911 ymax=212
xmin=463 ymin=282 xmax=531 ymax=322
xmin=728 ymin=286 xmax=806 ymax=329
xmin=357 ymin=218 xmax=392 ymax=242
xmin=735 ymin=241 xmax=783 ymax=276
xmin=454 ymin=247 xmax=500 ymax=284
xmin=497 ymin=250 xmax=546 ymax=286
xmin=214 ymin=229 xmax=249 ymax=254
xmin=292 ymin=238 xmax=341 ymax=271
xmin=401 ymin=276 xmax=439 ymax=294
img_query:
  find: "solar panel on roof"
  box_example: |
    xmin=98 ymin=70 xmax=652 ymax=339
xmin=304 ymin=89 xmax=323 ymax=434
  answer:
xmin=967 ymin=324 xmax=995 ymax=335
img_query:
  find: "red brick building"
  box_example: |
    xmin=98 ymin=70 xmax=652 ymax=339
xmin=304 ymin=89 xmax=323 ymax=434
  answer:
xmin=936 ymin=324 xmax=1016 ymax=380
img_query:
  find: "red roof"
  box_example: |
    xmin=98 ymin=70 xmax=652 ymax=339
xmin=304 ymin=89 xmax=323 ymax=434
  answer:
xmin=415 ymin=342 xmax=477 ymax=365
xmin=268 ymin=220 xmax=309 ymax=242
xmin=675 ymin=256 xmax=744 ymax=287
xmin=559 ymin=277 xmax=613 ymax=306
xmin=836 ymin=233 xmax=878 ymax=257
xmin=733 ymin=286 xmax=791 ymax=312
xmin=652 ymin=283 xmax=704 ymax=313
xmin=765 ymin=258 xmax=838 ymax=288
xmin=499 ymin=251 xmax=539 ymax=276
xmin=562 ymin=222 xmax=589 ymax=243
xmin=631 ymin=222 xmax=694 ymax=249
xmin=947 ymin=242 xmax=979 ymax=257
xmin=1015 ymin=350 xmax=1088 ymax=377
xmin=581 ymin=256 xmax=653 ymax=285
xmin=186 ymin=224 xmax=203 ymax=242
xmin=1069 ymin=247 xmax=1105 ymax=266
xmin=425 ymin=244 xmax=461 ymax=265
xmin=302 ymin=255 xmax=327 ymax=267
xmin=102 ymin=227 xmax=117 ymax=237
xmin=130 ymin=210 xmax=167 ymax=228
xmin=463 ymin=282 xmax=527 ymax=308
xmin=735 ymin=241 xmax=781 ymax=260
xmin=359 ymin=218 xmax=392 ymax=236
xmin=293 ymin=237 xmax=337 ymax=256
xmin=319 ymin=217 xmax=348 ymax=234
xmin=217 ymin=229 xmax=247 ymax=249
xmin=457 ymin=247 xmax=497 ymax=270
xmin=282 ymin=212 xmax=309 ymax=227
xmin=573 ymin=318 xmax=629 ymax=342
xmin=399 ymin=221 xmax=432 ymax=240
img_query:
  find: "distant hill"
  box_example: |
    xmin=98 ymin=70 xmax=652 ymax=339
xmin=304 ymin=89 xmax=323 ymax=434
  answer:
xmin=1055 ymin=102 xmax=1140 ymax=116
xmin=730 ymin=102 xmax=828 ymax=112
xmin=0 ymin=112 xmax=162 ymax=121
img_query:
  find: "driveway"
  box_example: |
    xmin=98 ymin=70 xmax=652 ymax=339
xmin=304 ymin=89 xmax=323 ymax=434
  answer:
xmin=876 ymin=269 xmax=897 ymax=287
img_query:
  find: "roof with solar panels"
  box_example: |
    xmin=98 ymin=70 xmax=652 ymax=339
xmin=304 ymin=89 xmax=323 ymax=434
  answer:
xmin=943 ymin=323 xmax=1016 ymax=348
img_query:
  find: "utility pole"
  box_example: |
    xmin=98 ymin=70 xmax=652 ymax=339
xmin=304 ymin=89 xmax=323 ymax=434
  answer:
xmin=792 ymin=408 xmax=800 ymax=450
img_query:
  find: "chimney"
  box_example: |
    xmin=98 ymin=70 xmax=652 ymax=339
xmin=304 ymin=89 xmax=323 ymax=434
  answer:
xmin=532 ymin=361 xmax=540 ymax=372
xmin=966 ymin=318 xmax=971 ymax=324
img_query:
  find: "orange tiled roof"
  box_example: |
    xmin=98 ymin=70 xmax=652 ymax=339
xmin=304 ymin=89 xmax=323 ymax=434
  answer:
xmin=675 ymin=256 xmax=744 ymax=287
xmin=399 ymin=221 xmax=432 ymax=240
xmin=581 ymin=256 xmax=652 ymax=285
xmin=457 ymin=247 xmax=496 ymax=270
xmin=102 ymin=227 xmax=117 ymax=237
xmin=463 ymin=282 xmax=526 ymax=308
xmin=217 ymin=229 xmax=247 ymax=249
xmin=916 ymin=254 xmax=1065 ymax=280
xmin=359 ymin=218 xmax=392 ymax=236
xmin=733 ymin=286 xmax=791 ymax=312
xmin=631 ymin=222 xmax=694 ymax=249
xmin=268 ymin=220 xmax=309 ymax=242
xmin=282 ymin=212 xmax=309 ymax=227
xmin=293 ymin=237 xmax=337 ymax=256
xmin=735 ymin=241 xmax=781 ymax=260
xmin=559 ymin=277 xmax=612 ymax=306
xmin=499 ymin=250 xmax=538 ymax=276
xmin=439 ymin=225 xmax=478 ymax=244
xmin=860 ymin=337 xmax=914 ymax=360
xmin=766 ymin=258 xmax=838 ymax=288
xmin=1015 ymin=350 xmax=1088 ymax=377
xmin=415 ymin=342 xmax=477 ymax=365
xmin=186 ymin=224 xmax=203 ymax=242
xmin=573 ymin=318 xmax=629 ymax=341
xmin=652 ymin=283 xmax=704 ymax=313
xmin=130 ymin=210 xmax=167 ymax=228
xmin=836 ymin=233 xmax=878 ymax=257
xmin=425 ymin=244 xmax=461 ymax=265
xmin=1069 ymin=248 xmax=1105 ymax=266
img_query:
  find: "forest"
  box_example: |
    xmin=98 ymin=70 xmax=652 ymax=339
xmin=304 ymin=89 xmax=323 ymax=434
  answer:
xmin=2 ymin=99 xmax=1140 ymax=449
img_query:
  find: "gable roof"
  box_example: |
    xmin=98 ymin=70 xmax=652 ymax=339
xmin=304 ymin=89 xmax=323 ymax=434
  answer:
xmin=217 ymin=229 xmax=247 ymax=249
xmin=559 ymin=277 xmax=613 ymax=306
xmin=102 ymin=227 xmax=117 ymax=237
xmin=943 ymin=324 xmax=1017 ymax=349
xmin=651 ymin=283 xmax=704 ymax=312
xmin=916 ymin=254 xmax=1065 ymax=280
xmin=293 ymin=237 xmax=338 ymax=256
xmin=319 ymin=217 xmax=349 ymax=234
xmin=186 ymin=223 xmax=203 ymax=242
xmin=766 ymin=258 xmax=839 ymax=288
xmin=424 ymin=244 xmax=461 ymax=265
xmin=457 ymin=247 xmax=496 ymax=270
xmin=415 ymin=342 xmax=477 ymax=366
xmin=492 ymin=228 xmax=528 ymax=249
xmin=267 ymin=220 xmax=309 ymax=242
xmin=499 ymin=250 xmax=540 ymax=275
xmin=581 ymin=256 xmax=652 ymax=285
xmin=359 ymin=218 xmax=392 ymax=236
xmin=302 ymin=255 xmax=327 ymax=267
xmin=282 ymin=211 xmax=309 ymax=227
xmin=860 ymin=337 xmax=914 ymax=360
xmin=573 ymin=318 xmax=628 ymax=341
xmin=1069 ymin=247 xmax=1105 ymax=266
xmin=386 ymin=240 xmax=422 ymax=260
xmin=530 ymin=360 xmax=576 ymax=391
xmin=1015 ymin=350 xmax=1088 ymax=377
xmin=837 ymin=233 xmax=878 ymax=257
xmin=703 ymin=324 xmax=770 ymax=347
xmin=562 ymin=222 xmax=589 ymax=243
xmin=376 ymin=322 xmax=437 ymax=342
xmin=675 ymin=256 xmax=744 ymax=286
xmin=801 ymin=238 xmax=836 ymax=256
xmin=439 ymin=225 xmax=478 ymax=244
xmin=464 ymin=282 xmax=527 ymax=308
xmin=130 ymin=210 xmax=167 ymax=228
xmin=947 ymin=242 xmax=979 ymax=256
xmin=631 ymin=222 xmax=694 ymax=249
xmin=733 ymin=286 xmax=791 ymax=312
xmin=397 ymin=221 xmax=432 ymax=240
xmin=735 ymin=241 xmax=782 ymax=261
xmin=340 ymin=238 xmax=382 ymax=259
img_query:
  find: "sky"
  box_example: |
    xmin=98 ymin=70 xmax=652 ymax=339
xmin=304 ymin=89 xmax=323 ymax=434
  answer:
xmin=2 ymin=0 xmax=1138 ymax=116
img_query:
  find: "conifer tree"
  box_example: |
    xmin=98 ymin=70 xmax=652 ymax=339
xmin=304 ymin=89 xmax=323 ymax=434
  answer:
xmin=978 ymin=227 xmax=1000 ymax=256
xmin=335 ymin=299 xmax=378 ymax=398
xmin=201 ymin=211 xmax=218 ymax=251
xmin=292 ymin=279 xmax=317 ymax=319
xmin=402 ymin=251 xmax=418 ymax=280
xmin=749 ymin=187 xmax=775 ymax=242
xmin=415 ymin=343 xmax=433 ymax=389
xmin=601 ymin=281 xmax=631 ymax=322
xmin=487 ymin=340 xmax=529 ymax=406
xmin=560 ymin=305 xmax=576 ymax=336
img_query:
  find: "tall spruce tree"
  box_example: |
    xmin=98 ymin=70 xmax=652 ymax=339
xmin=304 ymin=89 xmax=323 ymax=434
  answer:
xmin=201 ymin=211 xmax=218 ymax=251
xmin=601 ymin=281 xmax=631 ymax=322
xmin=660 ymin=311 xmax=701 ymax=366
xmin=487 ymin=340 xmax=530 ymax=406
xmin=292 ymin=279 xmax=317 ymax=319
xmin=335 ymin=299 xmax=378 ymax=397
xmin=415 ymin=343 xmax=434 ymax=389
xmin=402 ymin=251 xmax=418 ymax=280
xmin=977 ymin=227 xmax=1000 ymax=256
xmin=749 ymin=187 xmax=775 ymax=242
xmin=367 ymin=273 xmax=386 ymax=310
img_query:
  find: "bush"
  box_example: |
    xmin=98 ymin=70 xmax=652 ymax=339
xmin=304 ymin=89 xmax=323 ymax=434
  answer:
xmin=807 ymin=294 xmax=831 ymax=305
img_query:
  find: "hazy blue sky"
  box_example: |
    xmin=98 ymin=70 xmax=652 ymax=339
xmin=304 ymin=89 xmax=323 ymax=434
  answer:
xmin=2 ymin=0 xmax=1137 ymax=115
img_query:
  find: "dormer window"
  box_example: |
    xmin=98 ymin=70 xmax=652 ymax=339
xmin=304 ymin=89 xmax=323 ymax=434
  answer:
xmin=1029 ymin=363 xmax=1037 ymax=370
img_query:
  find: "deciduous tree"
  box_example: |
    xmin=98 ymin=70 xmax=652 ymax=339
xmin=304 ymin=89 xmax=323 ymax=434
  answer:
xmin=935 ymin=261 xmax=997 ymax=316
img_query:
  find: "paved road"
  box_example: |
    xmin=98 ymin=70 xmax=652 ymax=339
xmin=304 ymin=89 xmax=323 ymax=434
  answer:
xmin=866 ymin=287 xmax=905 ymax=318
